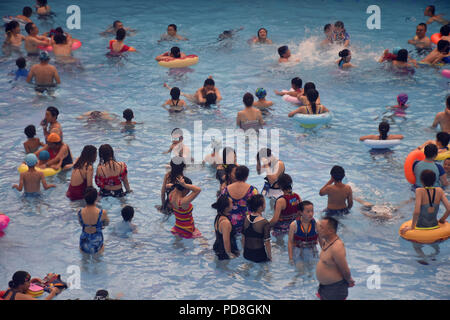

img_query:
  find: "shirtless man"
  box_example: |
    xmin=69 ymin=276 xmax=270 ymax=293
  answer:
xmin=186 ymin=76 xmax=222 ymax=105
xmin=16 ymin=7 xmax=33 ymax=23
xmin=159 ymin=24 xmax=188 ymax=42
xmin=26 ymin=51 xmax=60 ymax=95
xmin=316 ymin=217 xmax=354 ymax=300
xmin=12 ymin=154 xmax=55 ymax=194
xmin=432 ymin=96 xmax=450 ymax=133
xmin=319 ymin=166 xmax=353 ymax=216
xmin=41 ymin=106 xmax=62 ymax=141
xmin=51 ymin=33 xmax=77 ymax=63
xmin=24 ymin=23 xmax=50 ymax=56
xmin=100 ymin=20 xmax=136 ymax=36
xmin=421 ymin=40 xmax=450 ymax=65
xmin=408 ymin=23 xmax=432 ymax=49
xmin=424 ymin=5 xmax=449 ymax=25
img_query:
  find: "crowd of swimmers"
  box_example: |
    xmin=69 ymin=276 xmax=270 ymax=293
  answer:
xmin=2 ymin=2 xmax=450 ymax=301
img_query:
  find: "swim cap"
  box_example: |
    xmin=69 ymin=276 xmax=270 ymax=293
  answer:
xmin=39 ymin=51 xmax=50 ymax=61
xmin=47 ymin=133 xmax=61 ymax=143
xmin=397 ymin=93 xmax=408 ymax=105
xmin=25 ymin=153 xmax=38 ymax=167
xmin=255 ymin=88 xmax=267 ymax=99
xmin=39 ymin=150 xmax=50 ymax=161
xmin=392 ymin=47 xmax=401 ymax=55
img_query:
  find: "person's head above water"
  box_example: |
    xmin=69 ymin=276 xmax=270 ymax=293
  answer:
xmin=334 ymin=21 xmax=345 ymax=32
xmin=39 ymin=51 xmax=50 ymax=62
xmin=170 ymin=46 xmax=181 ymax=58
xmin=324 ymin=24 xmax=332 ymax=33
xmin=303 ymin=82 xmax=316 ymax=93
xmin=5 ymin=21 xmax=20 ymax=34
xmin=330 ymin=165 xmax=345 ymax=182
xmin=420 ymin=169 xmax=436 ymax=188
xmin=22 ymin=6 xmax=33 ymax=17
xmin=123 ymin=108 xmax=134 ymax=121
xmin=8 ymin=271 xmax=31 ymax=290
xmin=255 ymin=88 xmax=267 ymax=100
xmin=440 ymin=25 xmax=450 ymax=37
xmin=437 ymin=40 xmax=450 ymax=54
xmin=257 ymin=28 xmax=268 ymax=40
xmin=397 ymin=93 xmax=408 ymax=106
xmin=24 ymin=125 xmax=36 ymax=138
xmin=74 ymin=145 xmax=97 ymax=169
xmin=416 ymin=23 xmax=427 ymax=38
xmin=170 ymin=87 xmax=181 ymax=100
xmin=205 ymin=93 xmax=217 ymax=106
xmin=116 ymin=28 xmax=126 ymax=41
xmin=378 ymin=121 xmax=390 ymax=140
xmin=278 ymin=45 xmax=290 ymax=58
xmin=425 ymin=5 xmax=435 ymax=17
xmin=25 ymin=153 xmax=38 ymax=167
xmin=203 ymin=78 xmax=215 ymax=90
xmin=113 ymin=20 xmax=123 ymax=30
xmin=212 ymin=194 xmax=232 ymax=216
xmin=395 ymin=49 xmax=408 ymax=62
xmin=84 ymin=187 xmax=98 ymax=205
xmin=16 ymin=57 xmax=26 ymax=69
xmin=338 ymin=49 xmax=351 ymax=63
xmin=98 ymin=144 xmax=116 ymax=163
xmin=248 ymin=194 xmax=265 ymax=213
xmin=243 ymin=92 xmax=254 ymax=107
xmin=121 ymin=206 xmax=134 ymax=222
xmin=25 ymin=22 xmax=36 ymax=35
xmin=167 ymin=24 xmax=177 ymax=36
xmin=306 ymin=89 xmax=320 ymax=113
xmin=278 ymin=173 xmax=293 ymax=191
xmin=436 ymin=132 xmax=450 ymax=148
xmin=53 ymin=33 xmax=67 ymax=45
xmin=291 ymin=77 xmax=302 ymax=90
xmin=424 ymin=143 xmax=438 ymax=160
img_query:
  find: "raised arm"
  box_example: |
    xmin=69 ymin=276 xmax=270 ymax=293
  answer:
xmin=319 ymin=178 xmax=333 ymax=196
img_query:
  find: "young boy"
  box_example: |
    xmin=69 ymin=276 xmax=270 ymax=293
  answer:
xmin=420 ymin=40 xmax=450 ymax=65
xmin=278 ymin=45 xmax=292 ymax=63
xmin=418 ymin=132 xmax=450 ymax=153
xmin=333 ymin=21 xmax=350 ymax=47
xmin=274 ymin=77 xmax=303 ymax=97
xmin=253 ymin=88 xmax=273 ymax=113
xmin=23 ymin=125 xmax=44 ymax=153
xmin=114 ymin=206 xmax=137 ymax=237
xmin=120 ymin=109 xmax=138 ymax=125
xmin=319 ymin=166 xmax=353 ymax=215
xmin=12 ymin=154 xmax=55 ymax=194
xmin=288 ymin=200 xmax=319 ymax=265
xmin=37 ymin=150 xmax=50 ymax=169
xmin=14 ymin=57 xmax=29 ymax=81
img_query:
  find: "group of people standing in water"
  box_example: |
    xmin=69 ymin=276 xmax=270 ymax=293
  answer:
xmin=2 ymin=2 xmax=450 ymax=301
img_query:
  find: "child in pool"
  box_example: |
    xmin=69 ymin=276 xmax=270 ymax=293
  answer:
xmin=12 ymin=154 xmax=55 ymax=194
xmin=163 ymin=87 xmax=186 ymax=113
xmin=15 ymin=7 xmax=33 ymax=24
xmin=297 ymin=82 xmax=321 ymax=105
xmin=421 ymin=40 xmax=450 ymax=65
xmin=77 ymin=111 xmax=115 ymax=121
xmin=36 ymin=150 xmax=50 ymax=169
xmin=337 ymin=49 xmax=355 ymax=69
xmin=101 ymin=20 xmax=136 ymax=37
xmin=417 ymin=132 xmax=450 ymax=154
xmin=108 ymin=28 xmax=136 ymax=55
xmin=319 ymin=166 xmax=353 ymax=216
xmin=159 ymin=24 xmax=188 ymax=42
xmin=253 ymin=88 xmax=273 ymax=113
xmin=120 ymin=109 xmax=140 ymax=126
xmin=424 ymin=5 xmax=449 ymax=25
xmin=35 ymin=0 xmax=51 ymax=16
xmin=321 ymin=24 xmax=334 ymax=47
xmin=378 ymin=48 xmax=400 ymax=63
xmin=23 ymin=125 xmax=44 ymax=154
xmin=392 ymin=49 xmax=418 ymax=69
xmin=333 ymin=21 xmax=350 ymax=47
xmin=114 ymin=206 xmax=137 ymax=236
xmin=379 ymin=94 xmax=409 ymax=122
xmin=155 ymin=46 xmax=186 ymax=61
xmin=274 ymin=77 xmax=303 ymax=97
xmin=359 ymin=121 xmax=404 ymax=141
xmin=278 ymin=45 xmax=300 ymax=63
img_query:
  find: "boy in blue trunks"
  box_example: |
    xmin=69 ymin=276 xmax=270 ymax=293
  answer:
xmin=14 ymin=57 xmax=29 ymax=80
xmin=319 ymin=166 xmax=353 ymax=216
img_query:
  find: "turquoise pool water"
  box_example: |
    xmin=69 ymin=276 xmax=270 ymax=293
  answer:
xmin=0 ymin=0 xmax=449 ymax=299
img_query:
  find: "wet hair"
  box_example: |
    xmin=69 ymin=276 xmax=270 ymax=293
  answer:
xmin=25 ymin=22 xmax=34 ymax=34
xmin=440 ymin=25 xmax=450 ymax=36
xmin=330 ymin=165 xmax=345 ymax=182
xmin=46 ymin=106 xmax=59 ymax=119
xmin=204 ymin=78 xmax=215 ymax=87
xmin=339 ymin=49 xmax=351 ymax=64
xmin=212 ymin=194 xmax=231 ymax=216
xmin=256 ymin=148 xmax=271 ymax=163
xmin=322 ymin=216 xmax=339 ymax=232
xmin=257 ymin=28 xmax=268 ymax=39
xmin=378 ymin=121 xmax=390 ymax=140
xmin=222 ymin=147 xmax=236 ymax=165
xmin=306 ymin=89 xmax=319 ymax=114
xmin=437 ymin=40 xmax=449 ymax=54
xmin=278 ymin=45 xmax=288 ymax=57
xmin=73 ymin=145 xmax=97 ymax=170
xmin=170 ymin=87 xmax=181 ymax=100
xmin=54 ymin=33 xmax=67 ymax=44
xmin=94 ymin=290 xmax=110 ymax=300
xmin=324 ymin=24 xmax=332 ymax=32
xmin=16 ymin=57 xmax=26 ymax=69
xmin=223 ymin=164 xmax=237 ymax=185
xmin=427 ymin=5 xmax=435 ymax=16
xmin=174 ymin=176 xmax=192 ymax=192
xmin=234 ymin=165 xmax=249 ymax=182
xmin=98 ymin=144 xmax=116 ymax=166
xmin=420 ymin=170 xmax=436 ymax=188
xmin=5 ymin=21 xmax=19 ymax=33
xmin=84 ymin=187 xmax=98 ymax=205
xmin=168 ymin=24 xmax=177 ymax=31
xmin=123 ymin=108 xmax=134 ymax=121
xmin=169 ymin=157 xmax=186 ymax=183
xmin=37 ymin=0 xmax=48 ymax=6
xmin=447 ymin=95 xmax=450 ymax=109
xmin=55 ymin=27 xmax=64 ymax=34
xmin=334 ymin=21 xmax=345 ymax=29
xmin=116 ymin=28 xmax=126 ymax=41
xmin=24 ymin=125 xmax=36 ymax=138
xmin=113 ymin=21 xmax=122 ymax=28
xmin=417 ymin=23 xmax=427 ymax=31
xmin=23 ymin=6 xmax=33 ymax=17
xmin=248 ymin=194 xmax=265 ymax=212
xmin=424 ymin=143 xmax=438 ymax=159
xmin=8 ymin=271 xmax=30 ymax=289
xmin=278 ymin=173 xmax=293 ymax=191
xmin=291 ymin=77 xmax=302 ymax=89
xmin=298 ymin=200 xmax=313 ymax=212
xmin=437 ymin=132 xmax=450 ymax=147
xmin=243 ymin=92 xmax=254 ymax=107
xmin=170 ymin=46 xmax=181 ymax=58
xmin=303 ymin=82 xmax=316 ymax=93
xmin=121 ymin=206 xmax=134 ymax=222
xmin=396 ymin=49 xmax=408 ymax=62
xmin=205 ymin=93 xmax=217 ymax=107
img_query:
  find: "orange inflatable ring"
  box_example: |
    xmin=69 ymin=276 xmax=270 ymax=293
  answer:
xmin=399 ymin=220 xmax=450 ymax=244
xmin=431 ymin=33 xmax=441 ymax=45
xmin=38 ymin=39 xmax=82 ymax=52
xmin=404 ymin=150 xmax=425 ymax=185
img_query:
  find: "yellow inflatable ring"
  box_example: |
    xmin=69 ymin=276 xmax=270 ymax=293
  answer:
xmin=399 ymin=220 xmax=450 ymax=244
xmin=18 ymin=163 xmax=61 ymax=177
xmin=158 ymin=54 xmax=199 ymax=68
xmin=435 ymin=150 xmax=450 ymax=161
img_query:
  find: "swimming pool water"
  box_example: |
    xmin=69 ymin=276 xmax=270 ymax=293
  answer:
xmin=0 ymin=0 xmax=449 ymax=300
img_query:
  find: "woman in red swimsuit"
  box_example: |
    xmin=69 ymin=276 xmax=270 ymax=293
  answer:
xmin=66 ymin=145 xmax=97 ymax=201
xmin=108 ymin=28 xmax=136 ymax=56
xmin=95 ymin=144 xmax=131 ymax=197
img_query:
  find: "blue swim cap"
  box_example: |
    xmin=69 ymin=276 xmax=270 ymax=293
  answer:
xmin=39 ymin=150 xmax=50 ymax=161
xmin=392 ymin=47 xmax=401 ymax=55
xmin=25 ymin=153 xmax=37 ymax=167
xmin=255 ymin=88 xmax=267 ymax=99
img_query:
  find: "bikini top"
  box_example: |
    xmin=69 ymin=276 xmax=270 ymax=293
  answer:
xmin=95 ymin=162 xmax=127 ymax=188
